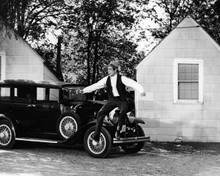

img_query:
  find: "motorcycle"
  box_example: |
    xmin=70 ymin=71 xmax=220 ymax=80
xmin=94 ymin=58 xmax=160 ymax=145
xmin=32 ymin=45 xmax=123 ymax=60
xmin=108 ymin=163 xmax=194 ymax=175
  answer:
xmin=83 ymin=97 xmax=150 ymax=158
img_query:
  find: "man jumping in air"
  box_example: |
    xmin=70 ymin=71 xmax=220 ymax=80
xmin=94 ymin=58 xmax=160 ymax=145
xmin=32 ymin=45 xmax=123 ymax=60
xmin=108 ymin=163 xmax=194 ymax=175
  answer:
xmin=82 ymin=60 xmax=146 ymax=143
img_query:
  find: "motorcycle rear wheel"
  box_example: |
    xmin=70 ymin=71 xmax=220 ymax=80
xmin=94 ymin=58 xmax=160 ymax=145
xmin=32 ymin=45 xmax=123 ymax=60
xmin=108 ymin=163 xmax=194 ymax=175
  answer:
xmin=120 ymin=125 xmax=145 ymax=154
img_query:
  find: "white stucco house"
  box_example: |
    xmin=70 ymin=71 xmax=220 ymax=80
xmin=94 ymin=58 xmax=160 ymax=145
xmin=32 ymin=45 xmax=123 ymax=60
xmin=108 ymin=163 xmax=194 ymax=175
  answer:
xmin=136 ymin=16 xmax=220 ymax=142
xmin=0 ymin=22 xmax=59 ymax=82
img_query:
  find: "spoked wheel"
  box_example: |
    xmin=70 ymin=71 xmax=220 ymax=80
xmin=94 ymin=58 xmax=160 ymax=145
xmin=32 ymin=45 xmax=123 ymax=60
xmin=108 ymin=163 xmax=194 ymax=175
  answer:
xmin=57 ymin=113 xmax=81 ymax=140
xmin=0 ymin=120 xmax=15 ymax=149
xmin=120 ymin=125 xmax=145 ymax=154
xmin=84 ymin=126 xmax=112 ymax=158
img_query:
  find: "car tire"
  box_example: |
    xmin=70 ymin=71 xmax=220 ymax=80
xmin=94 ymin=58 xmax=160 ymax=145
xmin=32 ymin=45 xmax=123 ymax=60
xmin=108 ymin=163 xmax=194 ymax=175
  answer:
xmin=57 ymin=112 xmax=81 ymax=140
xmin=83 ymin=126 xmax=112 ymax=158
xmin=120 ymin=125 xmax=145 ymax=154
xmin=0 ymin=119 xmax=15 ymax=149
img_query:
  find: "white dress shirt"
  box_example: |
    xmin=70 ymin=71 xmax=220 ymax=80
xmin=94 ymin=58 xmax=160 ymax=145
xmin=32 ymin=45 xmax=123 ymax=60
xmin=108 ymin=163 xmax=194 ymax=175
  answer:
xmin=83 ymin=74 xmax=145 ymax=95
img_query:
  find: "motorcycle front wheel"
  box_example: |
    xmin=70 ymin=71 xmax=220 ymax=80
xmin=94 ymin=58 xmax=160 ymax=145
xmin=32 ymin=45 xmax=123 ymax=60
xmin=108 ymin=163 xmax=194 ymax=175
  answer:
xmin=120 ymin=125 xmax=145 ymax=154
xmin=83 ymin=126 xmax=112 ymax=158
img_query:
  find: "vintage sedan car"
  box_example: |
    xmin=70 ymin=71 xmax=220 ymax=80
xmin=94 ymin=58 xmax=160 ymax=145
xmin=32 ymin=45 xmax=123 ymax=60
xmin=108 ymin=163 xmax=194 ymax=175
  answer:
xmin=0 ymin=79 xmax=103 ymax=148
xmin=0 ymin=79 xmax=150 ymax=158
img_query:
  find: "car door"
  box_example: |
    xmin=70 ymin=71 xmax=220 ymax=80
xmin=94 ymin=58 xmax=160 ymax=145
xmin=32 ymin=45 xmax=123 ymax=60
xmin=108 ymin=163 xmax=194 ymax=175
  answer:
xmin=32 ymin=87 xmax=61 ymax=133
xmin=10 ymin=85 xmax=37 ymax=131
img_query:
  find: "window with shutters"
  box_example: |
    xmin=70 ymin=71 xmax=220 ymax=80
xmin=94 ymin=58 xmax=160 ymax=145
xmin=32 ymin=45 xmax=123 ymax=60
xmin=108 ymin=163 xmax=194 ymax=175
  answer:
xmin=173 ymin=59 xmax=203 ymax=103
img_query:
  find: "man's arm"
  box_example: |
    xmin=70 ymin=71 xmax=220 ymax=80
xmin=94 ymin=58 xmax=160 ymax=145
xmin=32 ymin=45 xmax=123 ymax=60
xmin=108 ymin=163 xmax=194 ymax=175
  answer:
xmin=82 ymin=76 xmax=107 ymax=93
xmin=121 ymin=76 xmax=145 ymax=96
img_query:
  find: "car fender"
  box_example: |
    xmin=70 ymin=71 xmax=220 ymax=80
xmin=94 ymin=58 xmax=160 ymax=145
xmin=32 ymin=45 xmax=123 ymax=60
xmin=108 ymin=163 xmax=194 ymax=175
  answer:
xmin=61 ymin=120 xmax=97 ymax=144
xmin=0 ymin=113 xmax=17 ymax=137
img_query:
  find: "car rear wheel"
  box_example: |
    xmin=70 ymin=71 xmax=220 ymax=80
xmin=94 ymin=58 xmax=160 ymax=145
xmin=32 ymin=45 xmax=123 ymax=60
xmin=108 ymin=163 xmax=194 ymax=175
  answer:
xmin=84 ymin=126 xmax=112 ymax=158
xmin=57 ymin=113 xmax=81 ymax=140
xmin=0 ymin=119 xmax=15 ymax=149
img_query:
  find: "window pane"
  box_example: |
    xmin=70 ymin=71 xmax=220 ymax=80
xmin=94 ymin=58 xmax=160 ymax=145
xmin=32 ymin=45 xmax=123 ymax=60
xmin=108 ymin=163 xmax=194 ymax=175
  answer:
xmin=0 ymin=87 xmax=10 ymax=101
xmin=178 ymin=64 xmax=199 ymax=81
xmin=191 ymin=73 xmax=198 ymax=80
xmin=178 ymin=64 xmax=199 ymax=100
xmin=192 ymin=83 xmax=198 ymax=90
xmin=192 ymin=90 xmax=198 ymax=99
xmin=192 ymin=64 xmax=199 ymax=73
xmin=13 ymin=87 xmax=34 ymax=102
xmin=49 ymin=88 xmax=59 ymax=101
xmin=178 ymin=64 xmax=185 ymax=72
xmin=37 ymin=88 xmax=46 ymax=101
xmin=178 ymin=83 xmax=198 ymax=99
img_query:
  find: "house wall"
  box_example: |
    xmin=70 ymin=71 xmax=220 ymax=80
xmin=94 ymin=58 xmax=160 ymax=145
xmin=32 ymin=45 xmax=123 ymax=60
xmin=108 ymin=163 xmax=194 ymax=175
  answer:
xmin=136 ymin=17 xmax=220 ymax=142
xmin=0 ymin=29 xmax=58 ymax=82
xmin=43 ymin=65 xmax=59 ymax=81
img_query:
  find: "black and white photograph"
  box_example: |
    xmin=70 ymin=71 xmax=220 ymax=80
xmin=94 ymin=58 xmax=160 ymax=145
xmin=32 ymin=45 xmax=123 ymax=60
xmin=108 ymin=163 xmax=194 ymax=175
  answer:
xmin=0 ymin=0 xmax=220 ymax=175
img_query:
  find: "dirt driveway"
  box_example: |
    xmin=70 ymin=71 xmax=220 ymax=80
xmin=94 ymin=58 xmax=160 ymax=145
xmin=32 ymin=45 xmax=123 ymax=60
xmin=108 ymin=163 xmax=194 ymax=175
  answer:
xmin=0 ymin=142 xmax=220 ymax=176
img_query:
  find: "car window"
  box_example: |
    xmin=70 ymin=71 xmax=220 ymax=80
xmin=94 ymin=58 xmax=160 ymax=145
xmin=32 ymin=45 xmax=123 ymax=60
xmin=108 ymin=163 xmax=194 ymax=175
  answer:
xmin=0 ymin=87 xmax=10 ymax=101
xmin=49 ymin=88 xmax=59 ymax=102
xmin=36 ymin=87 xmax=47 ymax=101
xmin=13 ymin=86 xmax=34 ymax=103
xmin=62 ymin=87 xmax=86 ymax=101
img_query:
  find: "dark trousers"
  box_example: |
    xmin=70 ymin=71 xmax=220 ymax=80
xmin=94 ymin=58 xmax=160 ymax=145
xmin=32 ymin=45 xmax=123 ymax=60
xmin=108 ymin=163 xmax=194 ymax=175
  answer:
xmin=94 ymin=97 xmax=128 ymax=140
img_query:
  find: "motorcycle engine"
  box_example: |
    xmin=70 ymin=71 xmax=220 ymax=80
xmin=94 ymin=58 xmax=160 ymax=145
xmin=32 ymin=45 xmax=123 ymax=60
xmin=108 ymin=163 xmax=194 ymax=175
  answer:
xmin=109 ymin=108 xmax=135 ymax=124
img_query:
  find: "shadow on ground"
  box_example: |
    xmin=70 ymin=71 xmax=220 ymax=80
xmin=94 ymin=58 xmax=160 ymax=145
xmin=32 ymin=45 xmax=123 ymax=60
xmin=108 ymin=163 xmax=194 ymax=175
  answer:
xmin=13 ymin=140 xmax=220 ymax=157
xmin=144 ymin=142 xmax=220 ymax=154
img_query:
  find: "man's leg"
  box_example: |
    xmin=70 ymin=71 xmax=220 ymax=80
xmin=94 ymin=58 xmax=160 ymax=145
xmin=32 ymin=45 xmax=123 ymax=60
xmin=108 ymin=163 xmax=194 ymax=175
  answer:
xmin=93 ymin=100 xmax=116 ymax=141
xmin=116 ymin=101 xmax=128 ymax=137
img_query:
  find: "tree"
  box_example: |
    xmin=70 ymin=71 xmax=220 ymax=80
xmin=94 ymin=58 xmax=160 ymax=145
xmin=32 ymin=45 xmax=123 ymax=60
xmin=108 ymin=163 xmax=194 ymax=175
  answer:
xmin=0 ymin=0 xmax=151 ymax=84
xmin=147 ymin=0 xmax=218 ymax=41
xmin=62 ymin=0 xmax=150 ymax=84
xmin=0 ymin=0 xmax=69 ymax=79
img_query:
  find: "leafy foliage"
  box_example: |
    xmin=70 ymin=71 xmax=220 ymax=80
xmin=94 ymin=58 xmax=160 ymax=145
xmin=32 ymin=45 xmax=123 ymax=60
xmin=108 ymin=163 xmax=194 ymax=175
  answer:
xmin=60 ymin=0 xmax=150 ymax=84
xmin=148 ymin=0 xmax=219 ymax=41
xmin=3 ymin=0 xmax=220 ymax=86
xmin=0 ymin=0 xmax=150 ymax=84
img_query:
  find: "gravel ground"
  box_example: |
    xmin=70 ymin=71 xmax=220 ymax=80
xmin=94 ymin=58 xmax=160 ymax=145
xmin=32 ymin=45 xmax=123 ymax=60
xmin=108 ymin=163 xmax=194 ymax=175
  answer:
xmin=0 ymin=142 xmax=220 ymax=176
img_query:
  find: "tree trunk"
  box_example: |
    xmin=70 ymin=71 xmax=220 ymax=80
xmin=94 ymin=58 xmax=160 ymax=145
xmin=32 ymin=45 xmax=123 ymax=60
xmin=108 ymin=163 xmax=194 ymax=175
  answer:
xmin=87 ymin=31 xmax=92 ymax=85
xmin=56 ymin=36 xmax=63 ymax=81
xmin=92 ymin=39 xmax=99 ymax=84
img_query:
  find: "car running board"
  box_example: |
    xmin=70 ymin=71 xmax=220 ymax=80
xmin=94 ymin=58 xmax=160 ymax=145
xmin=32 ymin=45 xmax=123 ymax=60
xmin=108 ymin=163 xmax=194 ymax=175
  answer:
xmin=16 ymin=137 xmax=61 ymax=144
xmin=113 ymin=136 xmax=150 ymax=144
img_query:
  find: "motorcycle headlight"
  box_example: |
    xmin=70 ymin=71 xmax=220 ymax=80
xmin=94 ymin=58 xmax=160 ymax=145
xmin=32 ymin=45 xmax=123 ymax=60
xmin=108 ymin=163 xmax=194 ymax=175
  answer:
xmin=127 ymin=111 xmax=135 ymax=123
xmin=109 ymin=108 xmax=119 ymax=123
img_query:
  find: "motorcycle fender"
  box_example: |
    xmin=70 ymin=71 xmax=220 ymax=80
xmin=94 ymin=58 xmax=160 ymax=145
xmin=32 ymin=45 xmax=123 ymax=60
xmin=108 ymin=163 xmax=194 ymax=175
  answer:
xmin=103 ymin=120 xmax=114 ymax=127
xmin=133 ymin=118 xmax=145 ymax=124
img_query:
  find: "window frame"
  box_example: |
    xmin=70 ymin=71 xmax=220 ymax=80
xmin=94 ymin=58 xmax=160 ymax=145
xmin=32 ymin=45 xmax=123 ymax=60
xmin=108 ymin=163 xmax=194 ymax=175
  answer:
xmin=173 ymin=59 xmax=203 ymax=104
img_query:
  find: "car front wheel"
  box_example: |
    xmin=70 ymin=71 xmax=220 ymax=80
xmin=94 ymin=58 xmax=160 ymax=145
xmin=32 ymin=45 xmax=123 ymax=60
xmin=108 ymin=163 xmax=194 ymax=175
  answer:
xmin=57 ymin=113 xmax=81 ymax=140
xmin=83 ymin=126 xmax=112 ymax=158
xmin=0 ymin=119 xmax=15 ymax=149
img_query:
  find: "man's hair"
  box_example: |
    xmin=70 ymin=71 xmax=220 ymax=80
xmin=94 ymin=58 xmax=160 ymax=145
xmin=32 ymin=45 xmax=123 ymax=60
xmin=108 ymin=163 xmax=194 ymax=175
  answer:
xmin=109 ymin=64 xmax=118 ymax=71
xmin=108 ymin=60 xmax=119 ymax=71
